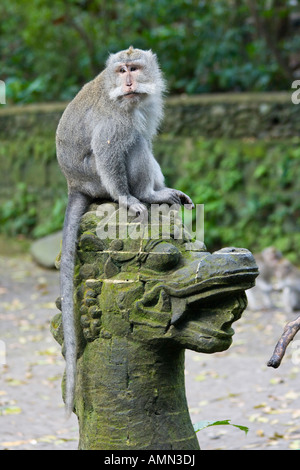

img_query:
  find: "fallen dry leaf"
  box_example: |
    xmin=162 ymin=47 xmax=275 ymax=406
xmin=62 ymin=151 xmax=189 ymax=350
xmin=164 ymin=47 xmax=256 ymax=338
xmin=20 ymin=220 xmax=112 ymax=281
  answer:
xmin=1 ymin=439 xmax=37 ymax=447
xmin=0 ymin=405 xmax=22 ymax=415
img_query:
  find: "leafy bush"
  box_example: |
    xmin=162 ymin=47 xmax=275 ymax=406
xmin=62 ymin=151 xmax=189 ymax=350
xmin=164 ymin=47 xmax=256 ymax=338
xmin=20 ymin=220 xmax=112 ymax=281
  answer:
xmin=1 ymin=136 xmax=299 ymax=264
xmin=1 ymin=0 xmax=298 ymax=103
xmin=158 ymin=137 xmax=300 ymax=262
xmin=0 ymin=186 xmax=67 ymax=239
xmin=0 ymin=183 xmax=37 ymax=236
xmin=32 ymin=197 xmax=67 ymax=239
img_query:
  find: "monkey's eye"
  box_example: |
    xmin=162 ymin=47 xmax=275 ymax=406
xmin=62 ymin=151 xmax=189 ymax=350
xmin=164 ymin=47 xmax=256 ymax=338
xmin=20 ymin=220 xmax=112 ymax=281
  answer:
xmin=130 ymin=66 xmax=137 ymax=72
xmin=119 ymin=67 xmax=126 ymax=74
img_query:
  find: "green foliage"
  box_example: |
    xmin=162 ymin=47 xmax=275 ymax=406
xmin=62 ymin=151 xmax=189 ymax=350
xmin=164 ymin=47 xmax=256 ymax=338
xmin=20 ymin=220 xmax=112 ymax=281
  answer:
xmin=0 ymin=130 xmax=67 ymax=239
xmin=0 ymin=0 xmax=298 ymax=103
xmin=159 ymin=137 xmax=300 ymax=262
xmin=0 ymin=128 xmax=299 ymax=265
xmin=0 ymin=183 xmax=37 ymax=236
xmin=193 ymin=419 xmax=249 ymax=435
xmin=32 ymin=197 xmax=67 ymax=239
xmin=0 ymin=185 xmax=67 ymax=239
xmin=1 ymin=134 xmax=299 ymax=265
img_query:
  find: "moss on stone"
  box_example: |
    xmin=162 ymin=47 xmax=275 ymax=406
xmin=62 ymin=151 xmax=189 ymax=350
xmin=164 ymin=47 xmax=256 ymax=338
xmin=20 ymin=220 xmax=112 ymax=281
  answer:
xmin=51 ymin=203 xmax=258 ymax=449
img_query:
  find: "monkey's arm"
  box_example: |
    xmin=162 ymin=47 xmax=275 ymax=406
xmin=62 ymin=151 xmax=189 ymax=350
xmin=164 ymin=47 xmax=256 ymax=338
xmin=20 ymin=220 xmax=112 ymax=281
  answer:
xmin=138 ymin=147 xmax=194 ymax=208
xmin=91 ymin=124 xmax=146 ymax=213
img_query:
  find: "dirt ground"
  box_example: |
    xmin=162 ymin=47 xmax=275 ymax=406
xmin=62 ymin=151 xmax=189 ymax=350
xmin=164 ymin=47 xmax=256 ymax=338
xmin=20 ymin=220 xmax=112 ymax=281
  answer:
xmin=0 ymin=252 xmax=299 ymax=451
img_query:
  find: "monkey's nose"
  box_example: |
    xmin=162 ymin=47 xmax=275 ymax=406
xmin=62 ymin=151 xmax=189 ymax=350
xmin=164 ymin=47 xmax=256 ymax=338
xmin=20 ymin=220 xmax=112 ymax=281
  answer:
xmin=126 ymin=75 xmax=133 ymax=87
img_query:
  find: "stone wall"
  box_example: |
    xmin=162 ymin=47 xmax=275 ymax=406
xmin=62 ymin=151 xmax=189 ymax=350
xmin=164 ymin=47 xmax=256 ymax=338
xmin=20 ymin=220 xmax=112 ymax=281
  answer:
xmin=0 ymin=91 xmax=298 ymax=205
xmin=164 ymin=93 xmax=299 ymax=138
xmin=0 ymin=92 xmax=300 ymax=200
xmin=0 ymin=102 xmax=63 ymax=139
xmin=1 ymin=93 xmax=299 ymax=257
xmin=0 ymin=92 xmax=298 ymax=140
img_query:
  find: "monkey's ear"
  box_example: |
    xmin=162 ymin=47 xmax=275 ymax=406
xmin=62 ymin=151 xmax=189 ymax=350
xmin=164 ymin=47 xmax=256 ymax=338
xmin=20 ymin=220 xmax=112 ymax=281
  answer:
xmin=105 ymin=53 xmax=114 ymax=69
xmin=142 ymin=49 xmax=158 ymax=65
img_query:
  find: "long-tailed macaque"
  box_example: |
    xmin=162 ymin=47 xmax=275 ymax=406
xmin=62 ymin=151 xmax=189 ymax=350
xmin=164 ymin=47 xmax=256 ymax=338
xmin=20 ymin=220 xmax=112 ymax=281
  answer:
xmin=246 ymin=247 xmax=283 ymax=310
xmin=247 ymin=247 xmax=300 ymax=313
xmin=275 ymin=258 xmax=300 ymax=313
xmin=56 ymin=47 xmax=193 ymax=415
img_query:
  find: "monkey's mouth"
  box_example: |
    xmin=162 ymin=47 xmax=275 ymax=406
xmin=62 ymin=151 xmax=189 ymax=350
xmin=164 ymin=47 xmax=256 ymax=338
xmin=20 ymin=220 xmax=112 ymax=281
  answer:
xmin=124 ymin=91 xmax=139 ymax=97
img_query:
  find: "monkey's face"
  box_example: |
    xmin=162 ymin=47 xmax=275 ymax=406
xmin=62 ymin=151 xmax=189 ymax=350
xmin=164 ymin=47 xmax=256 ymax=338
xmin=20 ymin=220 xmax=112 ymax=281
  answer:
xmin=108 ymin=61 xmax=156 ymax=106
xmin=106 ymin=48 xmax=165 ymax=108
xmin=118 ymin=63 xmax=142 ymax=97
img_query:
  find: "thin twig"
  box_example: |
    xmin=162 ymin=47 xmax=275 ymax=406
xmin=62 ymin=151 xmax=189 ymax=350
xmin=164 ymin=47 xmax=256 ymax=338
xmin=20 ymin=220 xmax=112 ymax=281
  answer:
xmin=267 ymin=315 xmax=300 ymax=368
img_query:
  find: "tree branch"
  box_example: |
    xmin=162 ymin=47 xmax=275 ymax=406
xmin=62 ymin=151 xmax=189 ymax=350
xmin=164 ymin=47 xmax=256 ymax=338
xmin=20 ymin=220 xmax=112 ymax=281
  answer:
xmin=267 ymin=315 xmax=300 ymax=368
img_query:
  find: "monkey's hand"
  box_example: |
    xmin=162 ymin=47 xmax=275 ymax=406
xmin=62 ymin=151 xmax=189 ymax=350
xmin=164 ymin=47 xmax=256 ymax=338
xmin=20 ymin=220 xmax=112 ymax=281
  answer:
xmin=151 ymin=188 xmax=194 ymax=209
xmin=174 ymin=190 xmax=194 ymax=209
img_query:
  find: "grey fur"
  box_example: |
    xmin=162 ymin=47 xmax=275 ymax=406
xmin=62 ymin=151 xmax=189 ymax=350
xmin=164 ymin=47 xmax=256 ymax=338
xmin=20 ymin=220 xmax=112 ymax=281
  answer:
xmin=56 ymin=47 xmax=193 ymax=415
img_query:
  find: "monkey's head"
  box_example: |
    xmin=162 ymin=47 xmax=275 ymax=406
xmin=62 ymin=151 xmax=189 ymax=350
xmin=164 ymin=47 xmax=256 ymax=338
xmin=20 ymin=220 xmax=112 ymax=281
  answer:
xmin=105 ymin=47 xmax=166 ymax=108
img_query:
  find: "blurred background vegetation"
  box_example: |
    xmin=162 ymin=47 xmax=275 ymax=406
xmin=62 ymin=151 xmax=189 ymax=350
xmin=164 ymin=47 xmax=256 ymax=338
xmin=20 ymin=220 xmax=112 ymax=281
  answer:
xmin=1 ymin=0 xmax=300 ymax=102
xmin=0 ymin=0 xmax=299 ymax=261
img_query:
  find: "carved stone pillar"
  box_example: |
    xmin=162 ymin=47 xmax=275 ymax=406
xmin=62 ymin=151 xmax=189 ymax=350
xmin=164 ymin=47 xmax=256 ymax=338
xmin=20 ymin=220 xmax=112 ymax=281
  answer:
xmin=52 ymin=202 xmax=258 ymax=450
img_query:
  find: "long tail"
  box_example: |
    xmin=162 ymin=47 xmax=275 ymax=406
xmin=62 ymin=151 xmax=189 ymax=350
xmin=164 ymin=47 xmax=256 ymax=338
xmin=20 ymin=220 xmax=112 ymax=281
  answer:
xmin=60 ymin=191 xmax=90 ymax=416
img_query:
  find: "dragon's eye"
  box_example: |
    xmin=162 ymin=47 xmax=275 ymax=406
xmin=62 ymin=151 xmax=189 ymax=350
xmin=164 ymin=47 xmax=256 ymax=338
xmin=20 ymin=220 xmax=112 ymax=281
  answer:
xmin=144 ymin=243 xmax=181 ymax=272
